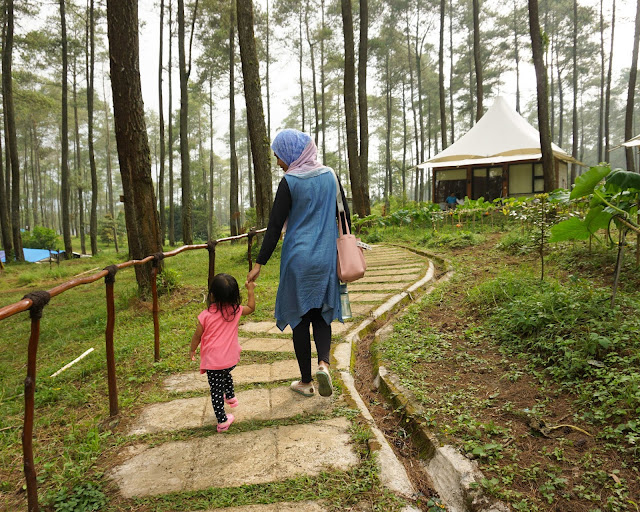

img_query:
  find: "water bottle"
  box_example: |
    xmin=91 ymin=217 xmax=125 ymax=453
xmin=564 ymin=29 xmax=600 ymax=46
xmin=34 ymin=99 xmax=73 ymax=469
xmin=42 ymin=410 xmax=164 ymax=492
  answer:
xmin=340 ymin=283 xmax=352 ymax=320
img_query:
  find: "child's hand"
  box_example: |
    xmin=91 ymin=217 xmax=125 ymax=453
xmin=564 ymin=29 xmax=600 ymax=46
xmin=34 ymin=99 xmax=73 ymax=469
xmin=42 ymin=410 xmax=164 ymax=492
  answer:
xmin=245 ymin=280 xmax=256 ymax=292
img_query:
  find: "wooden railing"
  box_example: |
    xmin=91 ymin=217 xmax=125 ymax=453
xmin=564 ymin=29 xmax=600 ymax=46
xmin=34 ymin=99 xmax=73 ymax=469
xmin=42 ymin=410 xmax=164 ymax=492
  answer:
xmin=0 ymin=228 xmax=266 ymax=512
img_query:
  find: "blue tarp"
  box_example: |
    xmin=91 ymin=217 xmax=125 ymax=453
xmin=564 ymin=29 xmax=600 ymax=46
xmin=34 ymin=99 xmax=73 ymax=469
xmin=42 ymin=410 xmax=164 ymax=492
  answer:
xmin=0 ymin=248 xmax=61 ymax=263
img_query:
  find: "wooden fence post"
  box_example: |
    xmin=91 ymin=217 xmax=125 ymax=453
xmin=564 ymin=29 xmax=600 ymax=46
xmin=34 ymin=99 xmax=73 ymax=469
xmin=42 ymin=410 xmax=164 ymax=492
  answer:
xmin=104 ymin=266 xmax=119 ymax=417
xmin=207 ymin=241 xmax=217 ymax=289
xmin=151 ymin=254 xmax=164 ymax=362
xmin=247 ymin=230 xmax=257 ymax=271
xmin=22 ymin=291 xmax=50 ymax=512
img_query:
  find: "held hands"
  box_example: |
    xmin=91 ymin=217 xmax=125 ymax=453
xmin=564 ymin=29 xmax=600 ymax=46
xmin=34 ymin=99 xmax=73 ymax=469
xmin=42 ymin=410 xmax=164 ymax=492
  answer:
xmin=247 ymin=263 xmax=261 ymax=283
xmin=245 ymin=280 xmax=257 ymax=293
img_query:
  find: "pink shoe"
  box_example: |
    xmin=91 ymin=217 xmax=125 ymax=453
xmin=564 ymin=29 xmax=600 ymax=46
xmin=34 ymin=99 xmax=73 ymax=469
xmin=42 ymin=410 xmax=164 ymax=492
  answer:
xmin=217 ymin=413 xmax=235 ymax=432
xmin=224 ymin=395 xmax=239 ymax=408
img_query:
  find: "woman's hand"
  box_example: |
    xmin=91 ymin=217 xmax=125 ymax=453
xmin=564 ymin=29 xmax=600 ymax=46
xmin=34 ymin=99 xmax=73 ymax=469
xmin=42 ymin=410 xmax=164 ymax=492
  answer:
xmin=247 ymin=263 xmax=261 ymax=282
xmin=189 ymin=349 xmax=197 ymax=361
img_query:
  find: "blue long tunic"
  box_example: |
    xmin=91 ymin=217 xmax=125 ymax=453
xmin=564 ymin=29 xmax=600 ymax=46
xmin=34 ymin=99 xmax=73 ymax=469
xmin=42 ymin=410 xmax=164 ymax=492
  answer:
xmin=275 ymin=169 xmax=341 ymax=331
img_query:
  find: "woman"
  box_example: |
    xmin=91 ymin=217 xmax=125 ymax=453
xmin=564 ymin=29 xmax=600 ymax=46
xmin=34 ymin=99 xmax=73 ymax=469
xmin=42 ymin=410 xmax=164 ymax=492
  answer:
xmin=247 ymin=129 xmax=350 ymax=398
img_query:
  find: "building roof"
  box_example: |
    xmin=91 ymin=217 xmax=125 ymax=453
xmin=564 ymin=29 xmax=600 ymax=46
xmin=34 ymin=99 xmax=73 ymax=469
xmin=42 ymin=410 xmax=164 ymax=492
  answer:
xmin=622 ymin=134 xmax=640 ymax=147
xmin=418 ymin=97 xmax=579 ymax=169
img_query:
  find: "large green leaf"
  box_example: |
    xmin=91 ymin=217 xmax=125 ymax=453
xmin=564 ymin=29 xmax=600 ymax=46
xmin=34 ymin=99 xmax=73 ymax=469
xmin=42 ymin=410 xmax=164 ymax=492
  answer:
xmin=549 ymin=217 xmax=591 ymax=242
xmin=605 ymin=169 xmax=640 ymax=191
xmin=570 ymin=165 xmax=611 ymax=199
xmin=583 ymin=206 xmax=612 ymax=234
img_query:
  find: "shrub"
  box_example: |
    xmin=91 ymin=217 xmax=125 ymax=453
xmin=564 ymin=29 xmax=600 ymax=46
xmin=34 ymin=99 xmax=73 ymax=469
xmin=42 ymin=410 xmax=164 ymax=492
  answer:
xmin=156 ymin=268 xmax=181 ymax=296
xmin=22 ymin=226 xmax=59 ymax=250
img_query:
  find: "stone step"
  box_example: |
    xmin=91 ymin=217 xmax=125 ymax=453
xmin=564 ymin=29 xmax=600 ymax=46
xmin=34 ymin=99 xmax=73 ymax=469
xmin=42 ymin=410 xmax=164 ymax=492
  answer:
xmin=240 ymin=337 xmax=315 ymax=354
xmin=109 ymin=417 xmax=357 ymax=498
xmin=348 ymin=292 xmax=394 ymax=302
xmin=240 ymin=321 xmax=349 ymax=336
xmin=346 ymin=282 xmax=410 ymax=292
xmin=165 ymin=360 xmax=320 ymax=393
xmin=365 ymin=267 xmax=425 ymax=276
xmin=357 ymin=274 xmax=420 ymax=283
xmin=128 ymin=386 xmax=333 ymax=435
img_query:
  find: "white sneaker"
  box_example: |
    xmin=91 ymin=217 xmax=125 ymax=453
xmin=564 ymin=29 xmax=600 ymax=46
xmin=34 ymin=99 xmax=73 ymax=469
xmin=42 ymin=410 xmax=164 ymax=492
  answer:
xmin=290 ymin=380 xmax=315 ymax=397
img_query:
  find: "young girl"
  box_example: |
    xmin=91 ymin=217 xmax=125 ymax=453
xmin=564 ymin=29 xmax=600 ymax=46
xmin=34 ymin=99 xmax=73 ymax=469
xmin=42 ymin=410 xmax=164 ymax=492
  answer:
xmin=190 ymin=273 xmax=256 ymax=432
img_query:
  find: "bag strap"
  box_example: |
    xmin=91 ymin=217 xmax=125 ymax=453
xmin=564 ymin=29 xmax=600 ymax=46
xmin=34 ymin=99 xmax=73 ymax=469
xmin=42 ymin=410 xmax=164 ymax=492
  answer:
xmin=329 ymin=169 xmax=350 ymax=236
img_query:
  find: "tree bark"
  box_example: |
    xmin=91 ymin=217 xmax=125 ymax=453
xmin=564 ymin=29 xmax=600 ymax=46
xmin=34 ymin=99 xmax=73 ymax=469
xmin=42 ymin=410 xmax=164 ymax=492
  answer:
xmin=625 ymin=0 xmax=640 ymax=172
xmin=528 ymin=0 xmax=556 ymax=190
xmin=513 ymin=0 xmax=521 ymax=113
xmin=604 ymin=0 xmax=616 ymax=159
xmin=0 ymin=63 xmax=13 ymax=260
xmin=358 ymin=0 xmax=370 ymax=214
xmin=384 ymin=53 xmax=392 ymax=211
xmin=598 ymin=0 xmax=604 ymax=163
xmin=73 ymin=54 xmax=86 ymax=254
xmin=59 ymin=0 xmax=71 ymax=260
xmin=341 ymin=0 xmax=364 ymax=216
xmin=102 ymin=76 xmax=119 ymax=253
xmin=571 ymin=0 xmax=578 ymax=183
xmin=107 ymin=0 xmax=163 ymax=293
xmin=87 ymin=0 xmax=98 ymax=255
xmin=305 ymin=4 xmax=319 ymax=147
xmin=472 ymin=0 xmax=483 ymax=121
xmin=158 ymin=0 xmax=166 ymax=244
xmin=178 ymin=0 xmax=192 ymax=243
xmin=298 ymin=4 xmax=305 ymax=131
xmin=448 ymin=0 xmax=455 ymax=142
xmin=168 ymin=1 xmax=175 ymax=245
xmin=320 ymin=0 xmax=326 ymax=161
xmin=439 ymin=0 xmax=447 ymax=149
xmin=229 ymin=0 xmax=239 ymax=236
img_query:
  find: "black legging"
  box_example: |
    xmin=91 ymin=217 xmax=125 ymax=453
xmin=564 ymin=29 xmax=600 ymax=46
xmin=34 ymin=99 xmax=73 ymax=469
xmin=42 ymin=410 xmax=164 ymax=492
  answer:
xmin=292 ymin=308 xmax=331 ymax=384
xmin=206 ymin=367 xmax=236 ymax=423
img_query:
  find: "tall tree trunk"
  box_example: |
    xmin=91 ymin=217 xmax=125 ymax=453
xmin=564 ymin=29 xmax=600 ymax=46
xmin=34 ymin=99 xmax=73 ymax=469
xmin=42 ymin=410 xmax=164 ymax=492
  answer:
xmin=415 ymin=21 xmax=425 ymax=164
xmin=107 ymin=0 xmax=162 ymax=293
xmin=229 ymin=0 xmax=239 ymax=236
xmin=209 ymin=76 xmax=214 ymax=239
xmin=73 ymin=55 xmax=86 ymax=254
xmin=266 ymin=0 xmax=271 ymax=143
xmin=605 ymin=0 xmax=616 ymax=159
xmin=438 ymin=0 xmax=447 ymax=149
xmin=358 ymin=0 xmax=370 ymax=214
xmin=340 ymin=0 xmax=364 ymax=216
xmin=625 ymin=0 xmax=640 ymax=172
xmin=305 ymin=5 xmax=319 ymax=147
xmin=59 ymin=0 xmax=71 ymax=259
xmin=87 ymin=0 xmax=98 ymax=255
xmin=158 ymin=0 xmax=166 ymax=244
xmin=30 ymin=122 xmax=39 ymax=227
xmin=298 ymin=4 xmax=305 ymax=131
xmin=467 ymin=27 xmax=475 ymax=127
xmin=528 ymin=0 xmax=556 ymax=190
xmin=556 ymin=51 xmax=564 ymax=147
xmin=550 ymin=28 xmax=555 ymax=141
xmin=472 ymin=0 xmax=483 ymax=121
xmin=178 ymin=0 xmax=192 ymax=243
xmin=598 ymin=0 xmax=605 ymax=163
xmin=384 ymin=53 xmax=392 ymax=211
xmin=513 ymin=0 xmax=521 ymax=113
xmin=102 ymin=77 xmax=119 ymax=253
xmin=0 ymin=100 xmax=13 ymax=260
xmin=320 ymin=0 xmax=326 ymax=161
xmin=402 ymin=79 xmax=407 ymax=203
xmin=448 ymin=0 xmax=455 ymax=142
xmin=571 ymin=0 xmax=578 ymax=183
xmin=168 ymin=1 xmax=175 ymax=245
xmin=406 ymin=16 xmax=419 ymax=199
xmin=244 ymin=113 xmax=254 ymax=209
xmin=3 ymin=1 xmax=22 ymax=261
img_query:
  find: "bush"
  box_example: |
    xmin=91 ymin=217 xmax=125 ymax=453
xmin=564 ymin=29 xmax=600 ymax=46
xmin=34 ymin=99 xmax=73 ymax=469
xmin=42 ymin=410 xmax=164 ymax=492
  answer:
xmin=22 ymin=226 xmax=59 ymax=250
xmin=424 ymin=231 xmax=483 ymax=249
xmin=156 ymin=267 xmax=181 ymax=296
xmin=50 ymin=482 xmax=106 ymax=512
xmin=495 ymin=230 xmax=532 ymax=255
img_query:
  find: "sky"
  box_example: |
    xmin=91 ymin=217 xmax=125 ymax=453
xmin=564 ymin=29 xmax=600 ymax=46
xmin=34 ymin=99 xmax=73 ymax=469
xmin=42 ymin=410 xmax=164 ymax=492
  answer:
xmin=135 ymin=0 xmax=637 ymax=161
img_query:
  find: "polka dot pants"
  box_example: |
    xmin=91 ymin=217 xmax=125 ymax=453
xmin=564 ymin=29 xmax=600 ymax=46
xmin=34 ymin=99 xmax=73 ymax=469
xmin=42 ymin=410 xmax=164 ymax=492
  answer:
xmin=206 ymin=366 xmax=236 ymax=423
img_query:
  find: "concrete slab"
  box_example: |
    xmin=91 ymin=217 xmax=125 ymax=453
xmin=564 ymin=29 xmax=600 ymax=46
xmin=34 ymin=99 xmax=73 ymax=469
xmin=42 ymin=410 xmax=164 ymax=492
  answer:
xmin=350 ymin=303 xmax=375 ymax=316
xmin=365 ymin=267 xmax=425 ymax=276
xmin=346 ymin=282 xmax=409 ymax=292
xmin=349 ymin=293 xmax=392 ymax=302
xmin=164 ymin=360 xmax=320 ymax=392
xmin=240 ymin=337 xmax=305 ymax=353
xmin=241 ymin=322 xmax=348 ymax=336
xmin=358 ymin=274 xmax=419 ymax=283
xmin=109 ymin=418 xmax=357 ymax=498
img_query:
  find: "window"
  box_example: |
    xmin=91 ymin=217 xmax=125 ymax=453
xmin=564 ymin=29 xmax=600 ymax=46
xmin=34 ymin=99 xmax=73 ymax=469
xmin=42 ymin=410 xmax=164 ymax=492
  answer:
xmin=509 ymin=164 xmax=533 ymax=194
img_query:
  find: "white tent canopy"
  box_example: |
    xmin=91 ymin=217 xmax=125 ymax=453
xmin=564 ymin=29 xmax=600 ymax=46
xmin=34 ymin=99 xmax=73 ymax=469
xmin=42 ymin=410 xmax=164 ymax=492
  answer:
xmin=418 ymin=97 xmax=577 ymax=169
xmin=622 ymin=134 xmax=640 ymax=147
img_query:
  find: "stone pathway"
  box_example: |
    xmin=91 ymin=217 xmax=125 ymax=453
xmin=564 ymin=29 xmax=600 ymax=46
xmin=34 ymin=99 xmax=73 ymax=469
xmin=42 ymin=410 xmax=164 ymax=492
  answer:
xmin=108 ymin=245 xmax=430 ymax=511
